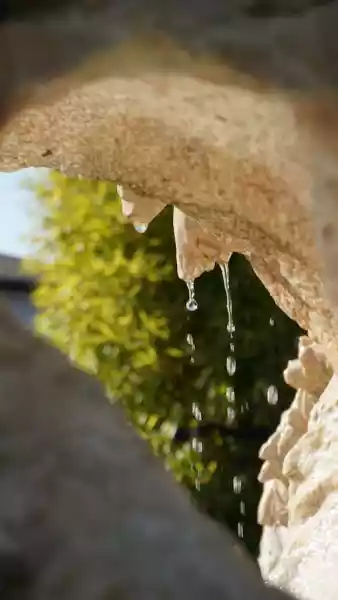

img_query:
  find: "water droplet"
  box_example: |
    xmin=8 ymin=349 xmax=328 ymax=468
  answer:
xmin=186 ymin=280 xmax=198 ymax=312
xmin=116 ymin=183 xmax=124 ymax=199
xmin=226 ymin=356 xmax=236 ymax=376
xmin=230 ymin=342 xmax=235 ymax=353
xmin=269 ymin=317 xmax=275 ymax=326
xmin=226 ymin=386 xmax=235 ymax=403
xmin=237 ymin=522 xmax=244 ymax=538
xmin=186 ymin=333 xmax=196 ymax=363
xmin=240 ymin=501 xmax=246 ymax=515
xmin=233 ymin=476 xmax=242 ymax=494
xmin=192 ymin=402 xmax=202 ymax=421
xmin=227 ymin=407 xmax=236 ymax=424
xmin=134 ymin=223 xmax=148 ymax=234
xmin=267 ymin=385 xmax=278 ymax=405
xmin=192 ymin=438 xmax=203 ymax=453
xmin=219 ymin=264 xmax=235 ymax=339
xmin=186 ymin=299 xmax=198 ymax=311
xmin=186 ymin=333 xmax=195 ymax=349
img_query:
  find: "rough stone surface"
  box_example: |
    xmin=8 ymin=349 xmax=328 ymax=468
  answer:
xmin=4 ymin=72 xmax=338 ymax=600
xmin=258 ymin=341 xmax=338 ymax=600
xmin=2 ymin=74 xmax=338 ymax=369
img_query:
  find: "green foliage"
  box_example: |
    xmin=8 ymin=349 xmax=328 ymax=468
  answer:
xmin=25 ymin=171 xmax=302 ymax=556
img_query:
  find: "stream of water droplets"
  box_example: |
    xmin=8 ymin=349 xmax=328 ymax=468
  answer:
xmin=219 ymin=264 xmax=237 ymax=423
xmin=185 ymin=280 xmax=203 ymax=490
xmin=220 ymin=263 xmax=245 ymax=539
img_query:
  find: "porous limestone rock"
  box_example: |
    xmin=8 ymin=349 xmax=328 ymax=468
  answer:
xmin=3 ymin=72 xmax=338 ymax=600
xmin=257 ymin=339 xmax=338 ymax=600
xmin=2 ymin=74 xmax=338 ymax=371
xmin=0 ymin=298 xmax=294 ymax=600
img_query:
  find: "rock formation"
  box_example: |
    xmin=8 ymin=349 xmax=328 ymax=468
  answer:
xmin=3 ymin=69 xmax=338 ymax=600
xmin=2 ymin=74 xmax=338 ymax=369
xmin=257 ymin=336 xmax=338 ymax=600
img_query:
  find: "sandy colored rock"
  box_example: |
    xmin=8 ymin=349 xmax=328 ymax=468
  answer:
xmin=2 ymin=74 xmax=338 ymax=369
xmin=259 ymin=358 xmax=338 ymax=600
xmin=173 ymin=208 xmax=228 ymax=280
xmin=284 ymin=337 xmax=331 ymax=394
xmin=3 ymin=59 xmax=338 ymax=600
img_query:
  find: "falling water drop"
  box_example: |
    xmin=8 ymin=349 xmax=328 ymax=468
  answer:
xmin=192 ymin=402 xmax=202 ymax=421
xmin=186 ymin=333 xmax=196 ymax=364
xmin=226 ymin=386 xmax=235 ymax=403
xmin=267 ymin=385 xmax=279 ymax=405
xmin=226 ymin=355 xmax=236 ymax=376
xmin=240 ymin=501 xmax=246 ymax=515
xmin=220 ymin=264 xmax=235 ymax=337
xmin=134 ymin=223 xmax=148 ymax=234
xmin=269 ymin=317 xmax=275 ymax=326
xmin=237 ymin=522 xmax=244 ymax=538
xmin=186 ymin=280 xmax=198 ymax=312
xmin=227 ymin=407 xmax=236 ymax=424
xmin=233 ymin=475 xmax=243 ymax=494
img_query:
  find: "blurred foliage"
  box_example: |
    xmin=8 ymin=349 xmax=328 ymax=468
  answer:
xmin=25 ymin=171 xmax=302 ymax=556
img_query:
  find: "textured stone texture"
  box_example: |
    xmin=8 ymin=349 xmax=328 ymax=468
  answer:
xmin=4 ymin=67 xmax=338 ymax=600
xmin=2 ymin=74 xmax=338 ymax=368
xmin=258 ymin=342 xmax=338 ymax=600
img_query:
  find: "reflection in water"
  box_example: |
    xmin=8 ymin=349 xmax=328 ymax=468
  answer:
xmin=186 ymin=332 xmax=195 ymax=364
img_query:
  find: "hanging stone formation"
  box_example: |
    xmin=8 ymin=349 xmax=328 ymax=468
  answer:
xmin=186 ymin=280 xmax=199 ymax=313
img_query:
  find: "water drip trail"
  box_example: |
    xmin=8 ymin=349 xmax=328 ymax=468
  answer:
xmin=185 ymin=280 xmax=202 ymax=490
xmin=220 ymin=263 xmax=235 ymax=338
xmin=220 ymin=263 xmax=244 ymax=540
xmin=219 ymin=264 xmax=237 ymax=423
xmin=134 ymin=223 xmax=148 ymax=234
